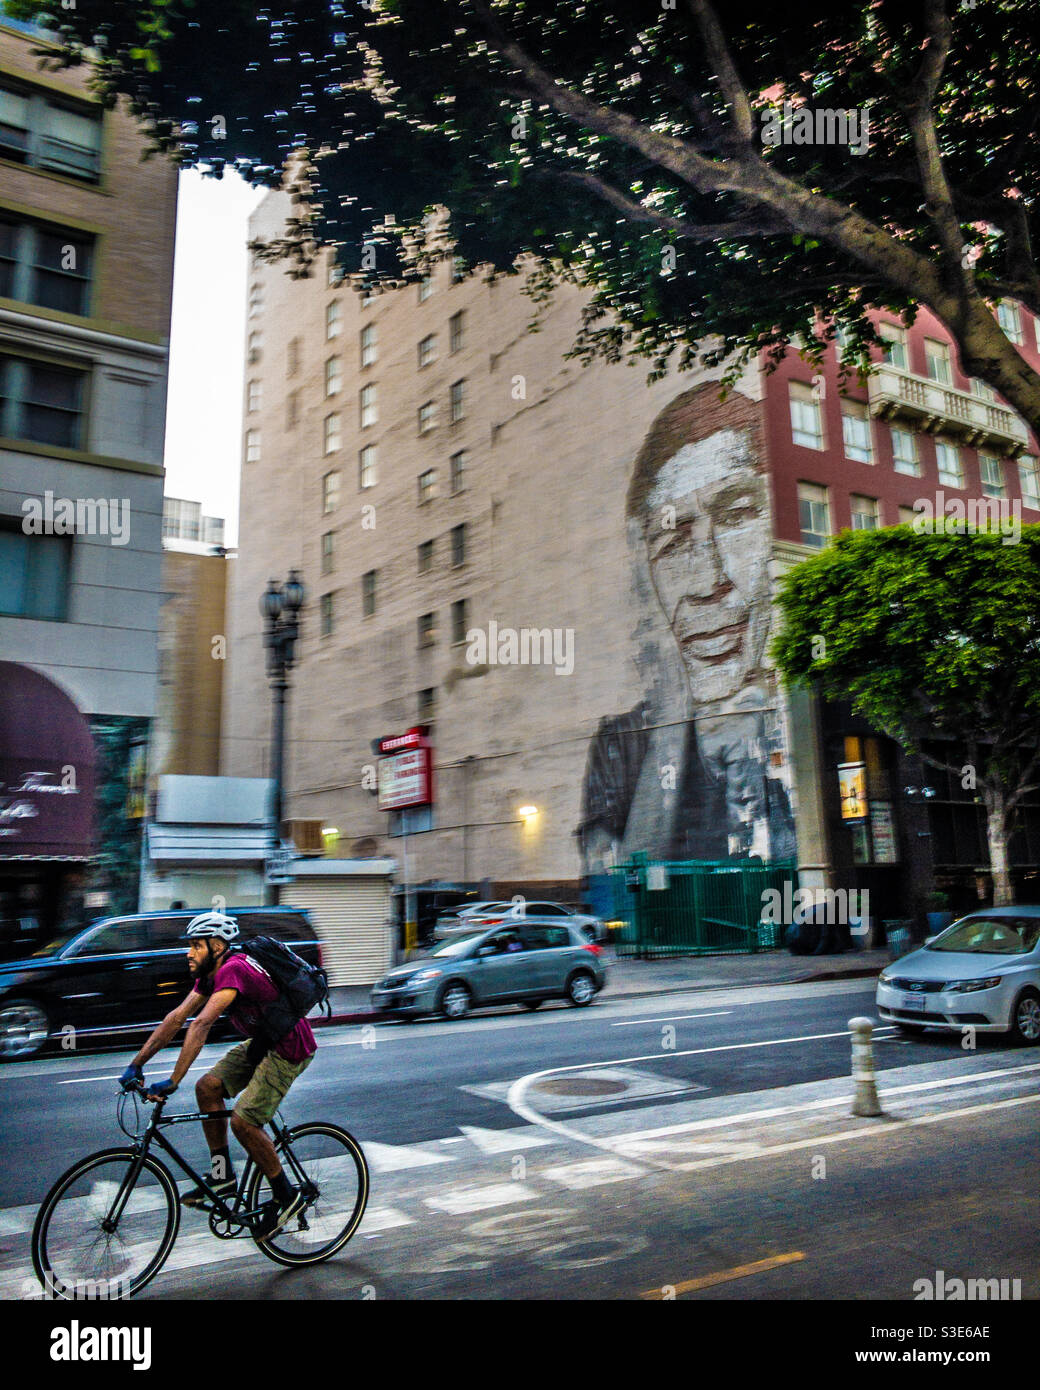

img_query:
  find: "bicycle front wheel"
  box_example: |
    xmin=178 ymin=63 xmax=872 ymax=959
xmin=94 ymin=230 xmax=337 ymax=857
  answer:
xmin=31 ymin=1148 xmax=180 ymax=1300
xmin=247 ymin=1122 xmax=369 ymax=1266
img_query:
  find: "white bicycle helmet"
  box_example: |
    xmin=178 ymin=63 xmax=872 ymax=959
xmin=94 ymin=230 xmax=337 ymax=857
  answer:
xmin=181 ymin=911 xmax=240 ymax=943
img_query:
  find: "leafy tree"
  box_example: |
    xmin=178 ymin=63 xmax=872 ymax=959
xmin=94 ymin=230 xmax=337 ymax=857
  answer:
xmin=771 ymin=526 xmax=1040 ymax=906
xmin=8 ymin=0 xmax=1040 ymax=426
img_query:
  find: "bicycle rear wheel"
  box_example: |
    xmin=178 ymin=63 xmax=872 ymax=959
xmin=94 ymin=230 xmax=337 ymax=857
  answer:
xmin=31 ymin=1148 xmax=180 ymax=1300
xmin=247 ymin=1122 xmax=369 ymax=1266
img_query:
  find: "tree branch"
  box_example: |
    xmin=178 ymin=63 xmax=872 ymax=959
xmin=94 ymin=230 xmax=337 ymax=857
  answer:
xmin=685 ymin=0 xmax=754 ymax=144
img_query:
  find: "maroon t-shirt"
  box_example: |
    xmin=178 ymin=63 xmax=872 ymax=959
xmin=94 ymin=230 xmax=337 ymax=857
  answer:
xmin=194 ymin=953 xmax=316 ymax=1063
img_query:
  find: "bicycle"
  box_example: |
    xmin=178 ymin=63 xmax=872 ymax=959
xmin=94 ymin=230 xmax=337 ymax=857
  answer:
xmin=30 ymin=1084 xmax=370 ymax=1299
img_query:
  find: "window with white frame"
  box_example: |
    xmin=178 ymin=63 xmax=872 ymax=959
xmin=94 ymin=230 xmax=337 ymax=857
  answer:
xmin=360 ymin=323 xmax=377 ymax=367
xmin=247 ymin=379 xmax=261 ymax=413
xmin=327 ymin=255 xmax=344 ymax=288
xmin=850 ymin=494 xmax=879 ymax=530
xmin=418 ymin=468 xmax=436 ymax=503
xmin=325 ymin=356 xmax=341 ymax=397
xmin=362 ymin=569 xmax=377 ymax=617
xmin=418 ymin=400 xmax=436 ymax=434
xmin=789 ymin=381 xmax=824 ymax=450
xmin=935 ymin=439 xmax=964 ymax=488
xmin=890 ymin=425 xmax=921 ymax=476
xmin=879 ymin=322 xmax=908 ymax=370
xmin=798 ymin=482 xmax=830 ymax=547
xmin=322 ymin=470 xmax=340 ymax=514
xmin=1018 ymin=456 xmax=1040 ymax=510
xmin=326 ymin=300 xmax=342 ymax=340
xmin=898 ymin=505 xmax=917 ymax=526
xmin=924 ymin=339 xmax=952 ymax=385
xmin=418 ymin=274 xmax=433 ymax=302
xmin=360 ymin=383 xmax=377 ymax=428
xmin=418 ymin=334 xmax=437 ymax=368
xmin=0 ymin=83 xmax=102 ymax=181
xmin=359 ymin=444 xmax=377 ymax=489
xmin=997 ymin=300 xmax=1024 ymax=344
xmin=418 ymin=611 xmax=437 ymax=646
xmin=450 ymin=449 xmax=466 ymax=494
xmin=245 ymin=429 xmax=260 ymax=464
xmin=450 ymin=379 xmax=466 ymax=424
xmin=979 ymin=453 xmax=1006 ymax=498
xmin=320 ymin=592 xmax=334 ymax=638
xmin=450 ymin=311 xmax=464 ymax=354
xmin=971 ymin=377 xmax=995 ymax=401
xmin=323 ymin=413 xmax=341 ymax=454
xmin=841 ymin=399 xmax=873 ymax=464
xmin=321 ymin=531 xmax=334 ymax=576
xmin=418 ymin=539 xmax=435 ymax=573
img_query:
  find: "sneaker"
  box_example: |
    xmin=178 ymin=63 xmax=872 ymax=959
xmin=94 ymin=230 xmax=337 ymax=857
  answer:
xmin=253 ymin=1189 xmax=306 ymax=1240
xmin=181 ymin=1178 xmax=236 ymax=1210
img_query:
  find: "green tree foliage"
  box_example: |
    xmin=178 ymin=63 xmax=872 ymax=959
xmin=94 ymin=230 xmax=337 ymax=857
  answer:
xmin=7 ymin=0 xmax=1040 ymax=423
xmin=772 ymin=526 xmax=1040 ymax=904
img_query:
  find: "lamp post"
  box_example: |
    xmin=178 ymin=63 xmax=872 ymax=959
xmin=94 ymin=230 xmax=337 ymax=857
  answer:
xmin=260 ymin=570 xmax=305 ymax=906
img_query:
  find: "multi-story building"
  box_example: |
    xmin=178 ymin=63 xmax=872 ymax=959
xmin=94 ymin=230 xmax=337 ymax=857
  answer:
xmin=0 ymin=14 xmax=178 ymax=948
xmin=222 ymin=187 xmax=1040 ymax=926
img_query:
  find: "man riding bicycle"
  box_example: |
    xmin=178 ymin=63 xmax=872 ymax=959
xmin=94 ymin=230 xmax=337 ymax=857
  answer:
xmin=119 ymin=911 xmax=316 ymax=1239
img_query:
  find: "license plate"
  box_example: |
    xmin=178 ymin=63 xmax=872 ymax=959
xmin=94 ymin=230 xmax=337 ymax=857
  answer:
xmin=902 ymin=994 xmax=927 ymax=1011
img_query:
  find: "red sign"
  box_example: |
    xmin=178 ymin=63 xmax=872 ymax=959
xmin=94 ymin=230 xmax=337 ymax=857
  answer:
xmin=377 ymin=729 xmax=433 ymax=810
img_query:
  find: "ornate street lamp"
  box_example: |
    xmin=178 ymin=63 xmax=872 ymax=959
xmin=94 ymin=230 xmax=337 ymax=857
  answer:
xmin=260 ymin=569 xmax=305 ymax=905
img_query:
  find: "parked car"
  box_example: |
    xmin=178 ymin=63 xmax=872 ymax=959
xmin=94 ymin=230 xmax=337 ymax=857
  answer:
xmin=0 ymin=907 xmax=321 ymax=1061
xmin=876 ymin=907 xmax=1040 ymax=1044
xmin=435 ymin=899 xmax=606 ymax=943
xmin=371 ymin=919 xmax=608 ymax=1020
xmin=433 ymin=901 xmax=513 ymax=939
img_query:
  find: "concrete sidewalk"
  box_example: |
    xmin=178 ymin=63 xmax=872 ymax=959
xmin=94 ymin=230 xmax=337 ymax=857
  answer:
xmin=316 ymin=945 xmax=889 ymax=1026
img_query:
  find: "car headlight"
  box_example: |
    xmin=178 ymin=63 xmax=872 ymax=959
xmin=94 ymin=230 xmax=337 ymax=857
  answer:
xmin=409 ymin=968 xmax=442 ymax=984
xmin=944 ymin=977 xmax=1002 ymax=993
xmin=878 ymin=970 xmax=892 ymax=984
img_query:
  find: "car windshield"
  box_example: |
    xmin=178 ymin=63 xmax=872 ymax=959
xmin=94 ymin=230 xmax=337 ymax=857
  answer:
xmin=927 ymin=916 xmax=1040 ymax=955
xmin=427 ymin=933 xmax=483 ymax=957
xmin=32 ymin=930 xmax=77 ymax=957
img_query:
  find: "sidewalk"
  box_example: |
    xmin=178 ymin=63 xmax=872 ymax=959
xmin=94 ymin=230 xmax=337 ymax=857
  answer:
xmin=317 ymin=945 xmax=889 ymax=1026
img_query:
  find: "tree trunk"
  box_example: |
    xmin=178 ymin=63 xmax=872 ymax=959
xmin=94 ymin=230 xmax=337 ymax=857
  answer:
xmin=984 ymin=792 xmax=1015 ymax=907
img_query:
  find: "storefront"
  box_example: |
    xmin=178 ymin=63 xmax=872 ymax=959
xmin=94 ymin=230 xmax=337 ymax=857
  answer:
xmin=0 ymin=661 xmax=97 ymax=958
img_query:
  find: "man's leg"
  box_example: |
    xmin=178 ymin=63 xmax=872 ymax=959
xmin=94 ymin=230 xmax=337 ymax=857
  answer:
xmin=180 ymin=1043 xmax=254 ymax=1205
xmin=229 ymin=1052 xmax=313 ymax=1223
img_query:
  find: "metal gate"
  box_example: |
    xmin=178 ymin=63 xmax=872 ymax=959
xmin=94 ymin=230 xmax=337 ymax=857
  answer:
xmin=610 ymin=855 xmax=797 ymax=958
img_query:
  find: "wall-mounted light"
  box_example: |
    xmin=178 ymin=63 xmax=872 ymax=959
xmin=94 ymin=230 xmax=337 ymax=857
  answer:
xmin=517 ymin=805 xmax=539 ymax=824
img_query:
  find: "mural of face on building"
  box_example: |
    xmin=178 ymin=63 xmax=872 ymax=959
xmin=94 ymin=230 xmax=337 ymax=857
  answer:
xmin=639 ymin=430 xmax=772 ymax=707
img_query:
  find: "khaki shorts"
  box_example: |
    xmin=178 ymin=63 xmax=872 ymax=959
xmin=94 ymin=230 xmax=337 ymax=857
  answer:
xmin=209 ymin=1041 xmax=313 ymax=1127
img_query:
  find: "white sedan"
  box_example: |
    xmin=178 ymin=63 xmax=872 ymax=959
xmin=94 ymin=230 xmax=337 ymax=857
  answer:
xmin=876 ymin=907 xmax=1040 ymax=1044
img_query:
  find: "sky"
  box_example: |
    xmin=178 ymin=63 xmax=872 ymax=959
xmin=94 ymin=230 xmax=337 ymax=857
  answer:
xmin=163 ymin=169 xmax=267 ymax=547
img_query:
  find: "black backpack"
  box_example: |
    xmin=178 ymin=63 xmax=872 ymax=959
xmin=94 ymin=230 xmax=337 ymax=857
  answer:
xmin=235 ymin=935 xmax=331 ymax=1045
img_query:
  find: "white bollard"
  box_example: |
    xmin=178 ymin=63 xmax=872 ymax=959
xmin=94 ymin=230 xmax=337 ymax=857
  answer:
xmin=849 ymin=1016 xmax=883 ymax=1117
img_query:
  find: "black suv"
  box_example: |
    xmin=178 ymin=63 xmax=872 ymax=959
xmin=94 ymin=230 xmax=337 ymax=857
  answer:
xmin=0 ymin=908 xmax=320 ymax=1061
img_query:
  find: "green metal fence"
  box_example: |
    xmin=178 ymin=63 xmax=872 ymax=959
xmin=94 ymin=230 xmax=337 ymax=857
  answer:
xmin=609 ymin=854 xmax=798 ymax=958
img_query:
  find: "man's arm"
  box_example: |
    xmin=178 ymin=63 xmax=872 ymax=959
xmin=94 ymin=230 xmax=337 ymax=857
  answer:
xmin=131 ymin=989 xmax=206 ymax=1070
xmin=159 ymin=989 xmax=238 ymax=1091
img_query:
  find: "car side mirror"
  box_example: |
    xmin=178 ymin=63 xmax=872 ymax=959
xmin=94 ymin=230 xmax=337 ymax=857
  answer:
xmin=924 ymin=935 xmax=937 ymax=946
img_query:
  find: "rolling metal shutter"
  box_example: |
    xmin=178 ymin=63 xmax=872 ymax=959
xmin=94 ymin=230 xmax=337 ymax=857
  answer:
xmin=284 ymin=877 xmax=392 ymax=986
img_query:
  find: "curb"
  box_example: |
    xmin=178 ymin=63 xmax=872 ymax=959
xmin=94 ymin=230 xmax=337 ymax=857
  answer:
xmin=314 ymin=962 xmax=884 ymax=1027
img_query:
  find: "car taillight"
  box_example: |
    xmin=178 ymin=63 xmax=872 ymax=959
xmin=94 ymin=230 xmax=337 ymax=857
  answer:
xmin=583 ymin=943 xmax=603 ymax=956
xmin=479 ymin=917 xmax=504 ymax=926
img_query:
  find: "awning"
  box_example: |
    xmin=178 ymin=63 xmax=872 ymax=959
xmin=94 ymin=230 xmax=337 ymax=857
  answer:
xmin=146 ymin=822 xmax=271 ymax=864
xmin=0 ymin=662 xmax=96 ymax=860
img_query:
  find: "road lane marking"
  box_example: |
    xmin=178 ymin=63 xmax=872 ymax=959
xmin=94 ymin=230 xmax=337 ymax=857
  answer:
xmin=424 ymin=1183 xmax=539 ymax=1215
xmin=640 ymin=1251 xmax=806 ymax=1298
xmin=611 ymin=1012 xmax=732 ymax=1027
xmin=541 ymin=1158 xmax=645 ymax=1189
xmin=458 ymin=1125 xmax=555 ymax=1154
xmin=59 ymin=1061 xmax=215 ymax=1086
xmin=364 ymin=1141 xmax=456 ymax=1173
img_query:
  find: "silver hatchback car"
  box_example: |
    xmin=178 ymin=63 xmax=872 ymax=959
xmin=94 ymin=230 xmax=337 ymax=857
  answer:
xmin=371 ymin=919 xmax=608 ymax=1020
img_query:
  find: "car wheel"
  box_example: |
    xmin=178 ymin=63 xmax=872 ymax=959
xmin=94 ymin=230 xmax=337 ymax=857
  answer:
xmin=521 ymin=1000 xmax=543 ymax=1011
xmin=0 ymin=997 xmax=50 ymax=1061
xmin=439 ymin=982 xmax=471 ymax=1021
xmin=565 ymin=971 xmax=596 ymax=1007
xmin=1009 ymin=989 xmax=1040 ymax=1046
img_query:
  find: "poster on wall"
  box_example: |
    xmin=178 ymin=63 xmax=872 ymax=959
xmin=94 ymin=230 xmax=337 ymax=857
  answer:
xmin=869 ymin=800 xmax=898 ymax=863
xmin=838 ymin=762 xmax=868 ymax=820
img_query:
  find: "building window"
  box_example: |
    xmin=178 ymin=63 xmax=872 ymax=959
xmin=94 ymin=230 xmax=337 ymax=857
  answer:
xmin=1018 ymin=456 xmax=1040 ymax=510
xmin=249 ymin=281 xmax=263 ymax=319
xmin=418 ymin=333 xmax=437 ymax=368
xmin=325 ymin=356 xmax=341 ymax=397
xmin=450 ymin=450 xmax=467 ymax=494
xmin=879 ymin=322 xmax=908 ymax=370
xmin=418 ymin=274 xmax=433 ymax=303
xmin=286 ymin=391 xmax=299 ymax=430
xmin=247 ymin=379 xmax=262 ymax=413
xmin=451 ymin=256 xmax=465 ymax=284
xmin=324 ymin=413 xmax=341 ymax=454
xmin=798 ymin=482 xmax=830 ymax=547
xmin=0 ymin=217 xmax=93 ymax=316
xmin=890 ymin=426 xmax=921 ymax=476
xmin=970 ymin=377 xmax=995 ymax=402
xmin=360 ymin=383 xmax=377 ymax=428
xmin=898 ymin=505 xmax=917 ymax=526
xmin=449 ymin=311 xmax=464 ymax=354
xmin=841 ymin=399 xmax=873 ymax=464
xmin=450 ymin=379 xmax=466 ymax=424
xmin=451 ymin=522 xmax=466 ymax=567
xmin=245 ymin=430 xmax=261 ymax=464
xmin=322 ymin=470 xmax=340 ymax=514
xmin=418 ymin=468 xmax=437 ymax=503
xmin=997 ymin=300 xmax=1024 ymax=345
xmin=0 ymin=516 xmax=71 ymax=620
xmin=850 ymin=494 xmax=879 ymax=530
xmin=924 ymin=339 xmax=952 ymax=385
xmin=248 ymin=331 xmax=262 ymax=365
xmin=935 ymin=439 xmax=963 ymax=488
xmin=287 ymin=337 xmax=300 ymax=375
xmin=418 ymin=539 xmax=435 ymax=574
xmin=979 ymin=453 xmax=1006 ymax=499
xmin=327 ymin=254 xmax=344 ymax=288
xmin=451 ymin=597 xmax=468 ymax=644
xmin=360 ymin=323 xmax=377 ymax=367
xmin=418 ymin=687 xmax=436 ymax=722
xmin=418 ymin=611 xmax=437 ymax=647
xmin=0 ymin=83 xmax=103 ymax=181
xmin=326 ymin=300 xmax=342 ymax=340
xmin=320 ymin=592 xmax=334 ymax=638
xmin=0 ymin=353 xmax=87 ymax=449
xmin=359 ymin=444 xmax=377 ymax=490
xmin=789 ymin=381 xmax=824 ymax=451
xmin=321 ymin=531 xmax=334 ymax=576
xmin=362 ymin=569 xmax=377 ymax=617
xmin=418 ymin=400 xmax=436 ymax=434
